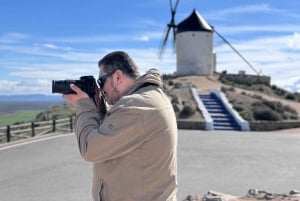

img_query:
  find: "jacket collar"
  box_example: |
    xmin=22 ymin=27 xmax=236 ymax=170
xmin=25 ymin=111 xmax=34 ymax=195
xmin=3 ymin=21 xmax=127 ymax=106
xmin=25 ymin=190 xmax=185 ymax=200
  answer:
xmin=123 ymin=68 xmax=163 ymax=96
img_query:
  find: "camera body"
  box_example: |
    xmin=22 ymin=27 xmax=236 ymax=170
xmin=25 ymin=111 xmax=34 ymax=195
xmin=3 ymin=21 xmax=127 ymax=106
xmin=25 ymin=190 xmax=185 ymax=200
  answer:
xmin=52 ymin=76 xmax=96 ymax=98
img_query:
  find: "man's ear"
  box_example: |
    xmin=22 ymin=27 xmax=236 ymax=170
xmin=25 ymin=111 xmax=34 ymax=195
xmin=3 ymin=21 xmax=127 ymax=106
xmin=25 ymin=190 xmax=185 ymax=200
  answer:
xmin=114 ymin=69 xmax=123 ymax=84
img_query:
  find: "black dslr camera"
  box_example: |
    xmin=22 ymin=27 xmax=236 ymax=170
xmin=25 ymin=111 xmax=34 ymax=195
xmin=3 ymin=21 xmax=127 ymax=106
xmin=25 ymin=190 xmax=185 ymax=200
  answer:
xmin=52 ymin=76 xmax=97 ymax=98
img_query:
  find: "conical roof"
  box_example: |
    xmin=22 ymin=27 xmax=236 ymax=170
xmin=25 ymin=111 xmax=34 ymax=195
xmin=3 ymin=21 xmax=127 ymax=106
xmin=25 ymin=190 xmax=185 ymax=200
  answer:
xmin=177 ymin=9 xmax=213 ymax=33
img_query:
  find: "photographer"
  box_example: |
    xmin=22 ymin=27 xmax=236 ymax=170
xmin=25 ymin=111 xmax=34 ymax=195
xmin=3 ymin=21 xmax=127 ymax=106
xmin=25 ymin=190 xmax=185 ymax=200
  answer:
xmin=63 ymin=51 xmax=178 ymax=201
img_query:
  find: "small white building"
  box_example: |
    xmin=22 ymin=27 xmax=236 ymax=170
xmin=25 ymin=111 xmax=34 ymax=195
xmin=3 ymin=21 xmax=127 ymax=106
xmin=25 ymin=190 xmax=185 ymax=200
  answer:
xmin=176 ymin=9 xmax=216 ymax=75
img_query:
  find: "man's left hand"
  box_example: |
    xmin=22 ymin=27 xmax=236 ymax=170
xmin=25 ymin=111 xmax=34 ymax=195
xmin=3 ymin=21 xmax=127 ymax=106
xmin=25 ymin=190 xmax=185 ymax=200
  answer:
xmin=63 ymin=84 xmax=89 ymax=106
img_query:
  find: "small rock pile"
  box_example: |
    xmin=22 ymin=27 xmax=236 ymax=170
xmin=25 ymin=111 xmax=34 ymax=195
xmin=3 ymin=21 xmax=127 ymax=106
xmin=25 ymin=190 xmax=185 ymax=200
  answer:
xmin=182 ymin=189 xmax=300 ymax=201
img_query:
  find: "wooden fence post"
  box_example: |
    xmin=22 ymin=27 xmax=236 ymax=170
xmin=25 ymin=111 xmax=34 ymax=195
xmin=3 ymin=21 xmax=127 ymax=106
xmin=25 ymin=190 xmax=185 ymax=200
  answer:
xmin=69 ymin=116 xmax=73 ymax=132
xmin=6 ymin=125 xmax=10 ymax=142
xmin=52 ymin=120 xmax=56 ymax=132
xmin=31 ymin=122 xmax=35 ymax=137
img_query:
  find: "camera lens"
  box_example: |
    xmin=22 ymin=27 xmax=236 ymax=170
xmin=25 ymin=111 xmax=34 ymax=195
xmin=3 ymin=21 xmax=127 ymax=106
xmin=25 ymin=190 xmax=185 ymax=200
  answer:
xmin=52 ymin=80 xmax=76 ymax=94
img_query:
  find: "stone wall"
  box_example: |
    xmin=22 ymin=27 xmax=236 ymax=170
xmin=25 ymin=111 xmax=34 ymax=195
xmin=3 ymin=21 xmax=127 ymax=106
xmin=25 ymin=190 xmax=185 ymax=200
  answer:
xmin=219 ymin=73 xmax=271 ymax=86
xmin=177 ymin=120 xmax=205 ymax=130
xmin=177 ymin=120 xmax=300 ymax=131
xmin=250 ymin=120 xmax=300 ymax=131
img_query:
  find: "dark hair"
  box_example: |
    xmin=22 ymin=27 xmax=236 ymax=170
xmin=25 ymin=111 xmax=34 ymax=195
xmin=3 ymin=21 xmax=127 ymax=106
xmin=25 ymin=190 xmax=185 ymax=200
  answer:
xmin=98 ymin=51 xmax=139 ymax=79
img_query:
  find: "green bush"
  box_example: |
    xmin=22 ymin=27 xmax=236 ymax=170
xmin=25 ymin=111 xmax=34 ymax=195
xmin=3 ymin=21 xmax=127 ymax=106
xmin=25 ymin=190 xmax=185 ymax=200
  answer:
xmin=233 ymin=104 xmax=244 ymax=112
xmin=240 ymin=110 xmax=254 ymax=121
xmin=253 ymin=108 xmax=282 ymax=121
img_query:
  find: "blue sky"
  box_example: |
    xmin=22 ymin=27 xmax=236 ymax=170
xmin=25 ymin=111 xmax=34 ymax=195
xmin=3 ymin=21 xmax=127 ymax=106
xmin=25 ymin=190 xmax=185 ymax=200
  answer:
xmin=1 ymin=0 xmax=300 ymax=95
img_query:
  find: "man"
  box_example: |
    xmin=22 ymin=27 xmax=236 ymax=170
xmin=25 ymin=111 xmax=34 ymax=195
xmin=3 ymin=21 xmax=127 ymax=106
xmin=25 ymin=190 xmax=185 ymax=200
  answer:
xmin=64 ymin=51 xmax=178 ymax=201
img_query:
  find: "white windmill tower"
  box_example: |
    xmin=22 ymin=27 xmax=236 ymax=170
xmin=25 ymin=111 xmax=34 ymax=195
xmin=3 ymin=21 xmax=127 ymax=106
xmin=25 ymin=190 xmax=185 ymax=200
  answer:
xmin=176 ymin=9 xmax=215 ymax=75
xmin=159 ymin=1 xmax=215 ymax=75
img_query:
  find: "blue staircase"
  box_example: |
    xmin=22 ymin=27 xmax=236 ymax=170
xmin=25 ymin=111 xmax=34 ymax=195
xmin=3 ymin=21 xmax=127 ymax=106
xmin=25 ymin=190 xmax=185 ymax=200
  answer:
xmin=199 ymin=93 xmax=241 ymax=131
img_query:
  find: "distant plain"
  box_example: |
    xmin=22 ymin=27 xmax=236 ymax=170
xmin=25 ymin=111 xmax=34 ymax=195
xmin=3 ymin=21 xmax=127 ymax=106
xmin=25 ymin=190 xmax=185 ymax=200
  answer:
xmin=0 ymin=101 xmax=65 ymax=127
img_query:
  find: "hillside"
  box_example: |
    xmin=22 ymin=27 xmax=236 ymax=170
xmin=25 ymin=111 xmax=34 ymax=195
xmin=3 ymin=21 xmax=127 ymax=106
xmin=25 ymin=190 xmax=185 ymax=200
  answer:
xmin=164 ymin=73 xmax=300 ymax=127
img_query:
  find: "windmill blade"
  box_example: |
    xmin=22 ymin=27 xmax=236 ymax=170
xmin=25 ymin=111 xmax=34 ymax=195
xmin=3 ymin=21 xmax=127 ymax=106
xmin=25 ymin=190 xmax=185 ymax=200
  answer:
xmin=169 ymin=0 xmax=179 ymax=30
xmin=213 ymin=28 xmax=260 ymax=75
xmin=159 ymin=25 xmax=172 ymax=59
xmin=158 ymin=0 xmax=180 ymax=59
xmin=170 ymin=0 xmax=180 ymax=14
xmin=172 ymin=24 xmax=176 ymax=53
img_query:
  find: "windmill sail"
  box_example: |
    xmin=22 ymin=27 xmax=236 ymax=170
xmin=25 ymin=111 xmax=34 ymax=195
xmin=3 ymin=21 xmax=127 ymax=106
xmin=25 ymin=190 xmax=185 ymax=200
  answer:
xmin=213 ymin=28 xmax=260 ymax=75
xmin=159 ymin=0 xmax=179 ymax=59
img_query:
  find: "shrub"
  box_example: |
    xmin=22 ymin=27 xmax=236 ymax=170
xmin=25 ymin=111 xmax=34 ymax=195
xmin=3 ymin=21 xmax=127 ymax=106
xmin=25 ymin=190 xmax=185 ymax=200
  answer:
xmin=271 ymin=85 xmax=277 ymax=90
xmin=253 ymin=108 xmax=282 ymax=121
xmin=283 ymin=105 xmax=297 ymax=114
xmin=285 ymin=93 xmax=296 ymax=100
xmin=174 ymin=82 xmax=183 ymax=89
xmin=168 ymin=80 xmax=174 ymax=86
xmin=180 ymin=105 xmax=195 ymax=118
xmin=171 ymin=95 xmax=179 ymax=104
xmin=233 ymin=104 xmax=244 ymax=112
xmin=221 ymin=86 xmax=228 ymax=93
xmin=263 ymin=101 xmax=285 ymax=113
xmin=240 ymin=110 xmax=254 ymax=121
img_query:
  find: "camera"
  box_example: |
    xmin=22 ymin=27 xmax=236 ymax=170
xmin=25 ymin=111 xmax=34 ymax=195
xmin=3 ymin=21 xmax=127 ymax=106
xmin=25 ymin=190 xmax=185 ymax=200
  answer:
xmin=52 ymin=76 xmax=97 ymax=98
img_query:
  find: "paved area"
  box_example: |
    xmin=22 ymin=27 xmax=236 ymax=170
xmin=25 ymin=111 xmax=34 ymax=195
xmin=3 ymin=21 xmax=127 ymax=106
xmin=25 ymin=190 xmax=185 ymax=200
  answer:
xmin=177 ymin=130 xmax=300 ymax=198
xmin=0 ymin=130 xmax=300 ymax=201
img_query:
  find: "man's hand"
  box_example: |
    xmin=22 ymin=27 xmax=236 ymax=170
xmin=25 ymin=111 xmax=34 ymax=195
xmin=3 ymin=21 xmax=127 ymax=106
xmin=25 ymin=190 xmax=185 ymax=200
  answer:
xmin=93 ymin=87 xmax=107 ymax=114
xmin=63 ymin=84 xmax=89 ymax=106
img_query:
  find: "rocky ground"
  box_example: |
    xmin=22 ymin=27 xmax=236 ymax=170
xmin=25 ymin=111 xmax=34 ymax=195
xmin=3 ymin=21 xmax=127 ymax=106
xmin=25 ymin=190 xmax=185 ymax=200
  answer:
xmin=182 ymin=189 xmax=300 ymax=201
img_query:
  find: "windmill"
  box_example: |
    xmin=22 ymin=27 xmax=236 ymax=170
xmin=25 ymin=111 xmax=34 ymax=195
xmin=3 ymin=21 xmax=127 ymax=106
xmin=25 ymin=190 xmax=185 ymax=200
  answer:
xmin=159 ymin=0 xmax=179 ymax=59
xmin=159 ymin=2 xmax=260 ymax=76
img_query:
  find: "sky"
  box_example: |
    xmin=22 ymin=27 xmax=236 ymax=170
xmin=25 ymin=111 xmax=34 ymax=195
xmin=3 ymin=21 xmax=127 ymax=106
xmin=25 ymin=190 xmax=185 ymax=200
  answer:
xmin=1 ymin=0 xmax=300 ymax=95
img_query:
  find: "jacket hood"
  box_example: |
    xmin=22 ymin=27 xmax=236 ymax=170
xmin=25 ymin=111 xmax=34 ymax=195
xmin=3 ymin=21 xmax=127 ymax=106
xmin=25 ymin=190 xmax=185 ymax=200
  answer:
xmin=124 ymin=68 xmax=163 ymax=95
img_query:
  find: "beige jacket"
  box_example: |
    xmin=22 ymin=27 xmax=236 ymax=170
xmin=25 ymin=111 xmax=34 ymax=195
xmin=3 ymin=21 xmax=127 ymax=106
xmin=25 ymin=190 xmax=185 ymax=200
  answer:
xmin=74 ymin=69 xmax=178 ymax=201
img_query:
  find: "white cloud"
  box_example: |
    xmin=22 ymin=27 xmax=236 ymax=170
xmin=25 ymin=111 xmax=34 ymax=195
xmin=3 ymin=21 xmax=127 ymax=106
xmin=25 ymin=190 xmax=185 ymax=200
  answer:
xmin=0 ymin=43 xmax=101 ymax=62
xmin=136 ymin=35 xmax=150 ymax=42
xmin=34 ymin=43 xmax=73 ymax=51
xmin=288 ymin=32 xmax=300 ymax=49
xmin=215 ymin=32 xmax=300 ymax=92
xmin=0 ymin=47 xmax=176 ymax=95
xmin=214 ymin=25 xmax=300 ymax=36
xmin=205 ymin=3 xmax=291 ymax=20
xmin=46 ymin=34 xmax=135 ymax=44
xmin=8 ymin=63 xmax=98 ymax=80
xmin=221 ymin=4 xmax=283 ymax=15
xmin=0 ymin=32 xmax=29 ymax=43
xmin=0 ymin=79 xmax=50 ymax=95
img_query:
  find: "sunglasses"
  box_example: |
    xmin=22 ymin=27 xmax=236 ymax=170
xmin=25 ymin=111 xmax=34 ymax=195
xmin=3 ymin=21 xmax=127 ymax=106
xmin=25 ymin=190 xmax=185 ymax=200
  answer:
xmin=97 ymin=69 xmax=118 ymax=88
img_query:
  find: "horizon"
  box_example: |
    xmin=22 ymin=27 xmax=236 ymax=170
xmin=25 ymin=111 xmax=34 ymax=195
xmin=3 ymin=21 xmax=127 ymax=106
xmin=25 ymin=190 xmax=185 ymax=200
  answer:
xmin=1 ymin=0 xmax=300 ymax=95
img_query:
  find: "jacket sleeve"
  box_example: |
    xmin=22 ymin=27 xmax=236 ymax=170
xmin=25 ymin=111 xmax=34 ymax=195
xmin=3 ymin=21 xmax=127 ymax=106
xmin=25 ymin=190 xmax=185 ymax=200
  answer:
xmin=74 ymin=98 xmax=149 ymax=163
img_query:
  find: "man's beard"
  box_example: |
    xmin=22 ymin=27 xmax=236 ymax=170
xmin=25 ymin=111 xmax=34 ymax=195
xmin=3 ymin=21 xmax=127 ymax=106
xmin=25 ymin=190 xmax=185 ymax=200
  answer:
xmin=109 ymin=81 xmax=121 ymax=105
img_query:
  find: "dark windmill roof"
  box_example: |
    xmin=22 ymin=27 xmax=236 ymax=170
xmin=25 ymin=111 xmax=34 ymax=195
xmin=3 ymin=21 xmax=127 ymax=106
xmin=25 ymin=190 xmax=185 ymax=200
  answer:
xmin=177 ymin=9 xmax=213 ymax=33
